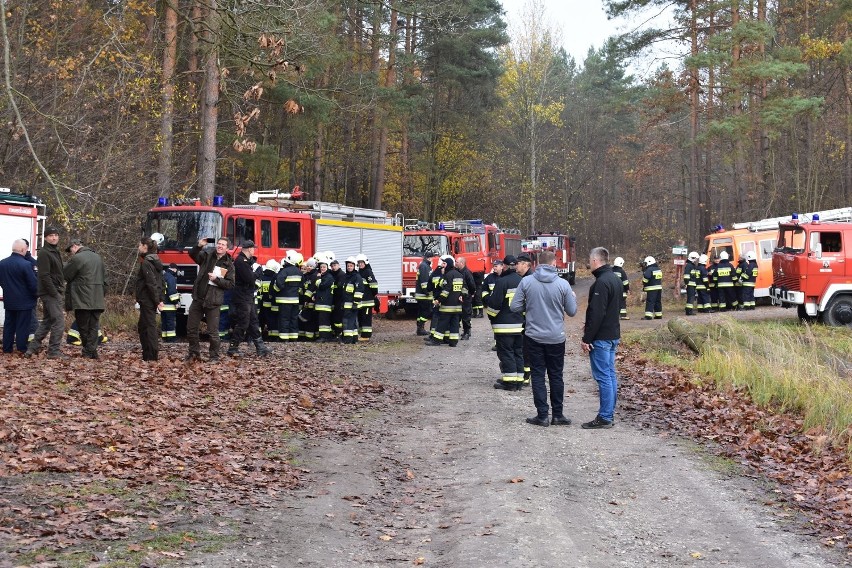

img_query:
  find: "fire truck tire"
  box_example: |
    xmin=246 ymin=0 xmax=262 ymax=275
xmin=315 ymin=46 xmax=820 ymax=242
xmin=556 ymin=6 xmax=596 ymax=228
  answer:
xmin=823 ymin=295 xmax=852 ymax=327
xmin=568 ymin=272 xmax=576 ymax=286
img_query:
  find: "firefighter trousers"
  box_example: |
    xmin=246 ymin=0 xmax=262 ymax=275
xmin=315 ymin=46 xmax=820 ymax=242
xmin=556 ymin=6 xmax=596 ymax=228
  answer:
xmin=431 ymin=310 xmax=460 ymax=346
xmin=417 ymin=299 xmax=432 ymax=324
xmin=358 ymin=306 xmax=373 ymax=339
xmin=495 ymin=334 xmax=524 ymax=384
xmin=644 ymin=290 xmax=662 ymax=318
xmin=277 ymin=303 xmax=299 ymax=341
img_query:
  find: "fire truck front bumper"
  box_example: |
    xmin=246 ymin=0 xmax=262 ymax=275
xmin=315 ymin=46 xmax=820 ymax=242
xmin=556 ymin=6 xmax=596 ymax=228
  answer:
xmin=769 ymin=285 xmax=805 ymax=306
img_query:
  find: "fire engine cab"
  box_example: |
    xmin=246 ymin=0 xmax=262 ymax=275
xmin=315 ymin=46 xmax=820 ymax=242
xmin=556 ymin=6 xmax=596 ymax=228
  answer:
xmin=0 ymin=188 xmax=46 ymax=324
xmin=397 ymin=220 xmax=521 ymax=315
xmin=144 ymin=191 xmax=403 ymax=318
xmin=521 ymin=233 xmax=577 ymax=285
xmin=769 ymin=207 xmax=852 ymax=325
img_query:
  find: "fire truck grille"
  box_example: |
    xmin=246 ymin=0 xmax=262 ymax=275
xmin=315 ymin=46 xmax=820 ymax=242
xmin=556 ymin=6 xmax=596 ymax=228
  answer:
xmin=175 ymin=265 xmax=197 ymax=288
xmin=773 ymin=275 xmax=799 ymax=291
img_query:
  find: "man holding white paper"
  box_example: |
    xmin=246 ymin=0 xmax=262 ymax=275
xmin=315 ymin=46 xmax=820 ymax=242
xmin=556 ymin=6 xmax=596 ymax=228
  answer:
xmin=186 ymin=237 xmax=235 ymax=361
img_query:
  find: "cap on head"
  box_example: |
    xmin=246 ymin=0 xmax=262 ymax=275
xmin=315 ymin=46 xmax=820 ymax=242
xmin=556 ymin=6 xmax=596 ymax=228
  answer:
xmin=65 ymin=238 xmax=83 ymax=252
xmin=502 ymin=255 xmax=517 ymax=266
xmin=45 ymin=226 xmax=60 ymax=237
xmin=241 ymin=240 xmax=255 ymax=249
xmin=168 ymin=262 xmax=178 ymax=270
xmin=516 ymin=254 xmax=532 ymax=263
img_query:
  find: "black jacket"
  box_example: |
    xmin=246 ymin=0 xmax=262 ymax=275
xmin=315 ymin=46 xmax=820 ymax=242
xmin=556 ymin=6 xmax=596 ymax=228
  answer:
xmin=37 ymin=242 xmax=65 ymax=297
xmin=486 ymin=269 xmax=524 ymax=333
xmin=232 ymin=251 xmax=258 ymax=303
xmin=134 ymin=253 xmax=163 ymax=307
xmin=189 ymin=244 xmax=235 ymax=307
xmin=582 ymin=264 xmax=622 ymax=344
xmin=459 ymin=265 xmax=476 ymax=303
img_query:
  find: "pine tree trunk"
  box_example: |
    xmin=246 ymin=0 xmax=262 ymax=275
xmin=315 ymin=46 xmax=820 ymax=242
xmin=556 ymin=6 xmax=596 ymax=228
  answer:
xmin=157 ymin=0 xmax=178 ymax=198
xmin=198 ymin=0 xmax=219 ymax=204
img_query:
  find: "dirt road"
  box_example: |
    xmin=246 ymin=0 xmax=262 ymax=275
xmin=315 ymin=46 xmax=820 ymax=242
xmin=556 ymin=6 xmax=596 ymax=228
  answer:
xmin=187 ymin=282 xmax=840 ymax=568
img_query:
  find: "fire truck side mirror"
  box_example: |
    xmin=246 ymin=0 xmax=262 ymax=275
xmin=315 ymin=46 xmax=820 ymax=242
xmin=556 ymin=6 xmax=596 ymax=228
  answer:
xmin=454 ymin=240 xmax=460 ymax=254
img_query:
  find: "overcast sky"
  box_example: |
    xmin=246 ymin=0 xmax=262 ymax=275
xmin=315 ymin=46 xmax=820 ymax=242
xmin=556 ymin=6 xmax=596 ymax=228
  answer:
xmin=498 ymin=0 xmax=679 ymax=76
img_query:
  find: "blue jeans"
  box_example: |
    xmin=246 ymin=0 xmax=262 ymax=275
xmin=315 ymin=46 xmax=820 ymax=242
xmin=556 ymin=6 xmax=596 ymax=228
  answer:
xmin=589 ymin=339 xmax=619 ymax=422
xmin=527 ymin=338 xmax=565 ymax=419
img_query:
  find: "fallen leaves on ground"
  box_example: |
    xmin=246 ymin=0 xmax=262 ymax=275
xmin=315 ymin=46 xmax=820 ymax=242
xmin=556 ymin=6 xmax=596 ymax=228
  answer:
xmin=619 ymin=351 xmax=852 ymax=546
xmin=0 ymin=342 xmax=397 ymax=558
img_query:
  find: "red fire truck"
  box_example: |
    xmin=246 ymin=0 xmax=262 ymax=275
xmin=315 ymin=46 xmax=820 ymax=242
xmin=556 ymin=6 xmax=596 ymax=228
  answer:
xmin=521 ymin=233 xmax=577 ymax=285
xmin=396 ymin=220 xmax=521 ymax=315
xmin=769 ymin=207 xmax=852 ymax=324
xmin=0 ymin=188 xmax=46 ymax=324
xmin=144 ymin=190 xmax=403 ymax=318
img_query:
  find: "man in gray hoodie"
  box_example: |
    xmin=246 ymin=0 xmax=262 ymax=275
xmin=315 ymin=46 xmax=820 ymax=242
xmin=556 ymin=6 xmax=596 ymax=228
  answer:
xmin=510 ymin=250 xmax=577 ymax=426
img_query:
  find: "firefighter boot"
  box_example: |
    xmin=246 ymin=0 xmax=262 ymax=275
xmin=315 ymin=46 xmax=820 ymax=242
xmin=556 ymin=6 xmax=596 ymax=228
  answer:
xmin=253 ymin=338 xmax=272 ymax=357
xmin=460 ymin=330 xmax=471 ymax=341
xmin=416 ymin=321 xmax=429 ymax=336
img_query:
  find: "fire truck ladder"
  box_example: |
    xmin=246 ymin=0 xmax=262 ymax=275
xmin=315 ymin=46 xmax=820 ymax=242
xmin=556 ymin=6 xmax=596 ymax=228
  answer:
xmin=731 ymin=207 xmax=852 ymax=232
xmin=247 ymin=190 xmax=395 ymax=225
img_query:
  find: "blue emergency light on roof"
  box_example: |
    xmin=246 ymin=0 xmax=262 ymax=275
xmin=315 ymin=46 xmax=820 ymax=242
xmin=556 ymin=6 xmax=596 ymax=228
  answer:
xmin=438 ymin=222 xmax=445 ymax=230
xmin=213 ymin=195 xmax=224 ymax=206
xmin=157 ymin=197 xmax=169 ymax=207
xmin=813 ymin=213 xmax=820 ymax=223
xmin=792 ymin=212 xmax=799 ymax=222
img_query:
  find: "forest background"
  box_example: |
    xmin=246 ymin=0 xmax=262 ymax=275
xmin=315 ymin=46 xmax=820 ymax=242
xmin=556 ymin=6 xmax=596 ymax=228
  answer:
xmin=1 ymin=0 xmax=850 ymax=287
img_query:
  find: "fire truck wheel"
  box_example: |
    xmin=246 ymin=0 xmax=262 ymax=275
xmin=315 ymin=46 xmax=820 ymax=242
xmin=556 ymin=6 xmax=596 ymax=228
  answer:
xmin=823 ymin=295 xmax=852 ymax=327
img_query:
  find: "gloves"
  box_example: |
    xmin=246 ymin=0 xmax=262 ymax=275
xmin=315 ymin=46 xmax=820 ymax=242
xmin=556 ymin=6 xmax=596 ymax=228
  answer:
xmin=374 ymin=297 xmax=381 ymax=313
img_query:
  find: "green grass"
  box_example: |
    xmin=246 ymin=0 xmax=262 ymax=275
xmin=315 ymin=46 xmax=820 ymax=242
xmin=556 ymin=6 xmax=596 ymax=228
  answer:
xmin=629 ymin=317 xmax=852 ymax=452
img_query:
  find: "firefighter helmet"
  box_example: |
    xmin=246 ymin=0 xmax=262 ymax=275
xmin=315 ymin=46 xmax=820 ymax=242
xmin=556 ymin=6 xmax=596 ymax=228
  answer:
xmin=698 ymin=253 xmax=708 ymax=264
xmin=150 ymin=232 xmax=165 ymax=246
xmin=745 ymin=251 xmax=756 ymax=261
xmin=644 ymin=256 xmax=656 ymax=266
xmin=355 ymin=253 xmax=369 ymax=264
xmin=719 ymin=251 xmax=729 ymax=260
xmin=688 ymin=251 xmax=699 ymax=262
xmin=264 ymin=259 xmax=281 ymax=272
xmin=613 ymin=256 xmax=624 ymax=267
xmin=345 ymin=256 xmax=357 ymax=266
xmin=284 ymin=250 xmax=302 ymax=266
xmin=324 ymin=251 xmax=336 ymax=263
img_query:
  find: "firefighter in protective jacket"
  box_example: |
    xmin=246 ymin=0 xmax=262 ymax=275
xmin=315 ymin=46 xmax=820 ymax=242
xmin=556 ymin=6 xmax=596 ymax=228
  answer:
xmin=415 ymin=254 xmax=434 ymax=336
xmin=160 ymin=263 xmax=180 ymax=342
xmin=612 ymin=257 xmax=629 ymax=319
xmin=642 ymin=256 xmax=663 ymax=319
xmin=486 ymin=255 xmax=525 ymax=391
xmin=425 ymin=256 xmax=463 ymax=347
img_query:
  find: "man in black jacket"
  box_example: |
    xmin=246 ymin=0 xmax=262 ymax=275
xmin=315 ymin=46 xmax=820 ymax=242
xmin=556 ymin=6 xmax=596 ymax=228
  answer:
xmin=580 ymin=247 xmax=622 ymax=429
xmin=186 ymin=237 xmax=235 ymax=361
xmin=26 ymin=227 xmax=67 ymax=358
xmin=227 ymin=241 xmax=271 ymax=357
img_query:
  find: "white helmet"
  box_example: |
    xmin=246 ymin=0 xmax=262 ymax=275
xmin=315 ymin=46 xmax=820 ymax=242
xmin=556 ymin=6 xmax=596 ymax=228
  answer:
xmin=345 ymin=256 xmax=357 ymax=266
xmin=264 ymin=259 xmax=281 ymax=272
xmin=644 ymin=256 xmax=656 ymax=266
xmin=719 ymin=251 xmax=729 ymax=260
xmin=355 ymin=253 xmax=369 ymax=264
xmin=745 ymin=251 xmax=756 ymax=261
xmin=613 ymin=256 xmax=624 ymax=267
xmin=324 ymin=251 xmax=336 ymax=263
xmin=303 ymin=257 xmax=317 ymax=269
xmin=688 ymin=251 xmax=699 ymax=262
xmin=698 ymin=254 xmax=708 ymax=264
xmin=284 ymin=250 xmax=302 ymax=266
xmin=150 ymin=232 xmax=165 ymax=246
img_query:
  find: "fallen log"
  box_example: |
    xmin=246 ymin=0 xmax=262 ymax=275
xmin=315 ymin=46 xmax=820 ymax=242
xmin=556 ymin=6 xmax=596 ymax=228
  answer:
xmin=667 ymin=317 xmax=705 ymax=354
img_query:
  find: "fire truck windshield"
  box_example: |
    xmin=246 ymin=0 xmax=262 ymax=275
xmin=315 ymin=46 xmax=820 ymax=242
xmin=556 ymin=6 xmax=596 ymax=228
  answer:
xmin=145 ymin=211 xmax=223 ymax=250
xmin=776 ymin=226 xmax=806 ymax=254
xmin=403 ymin=234 xmax=449 ymax=257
